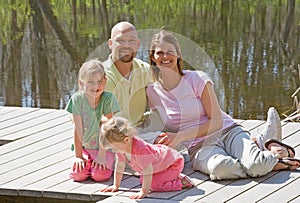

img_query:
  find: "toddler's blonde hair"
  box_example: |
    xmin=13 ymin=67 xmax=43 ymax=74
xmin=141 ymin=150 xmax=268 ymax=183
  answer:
xmin=100 ymin=117 xmax=137 ymax=149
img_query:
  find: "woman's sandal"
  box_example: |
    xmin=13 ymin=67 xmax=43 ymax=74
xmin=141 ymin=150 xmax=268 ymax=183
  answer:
xmin=277 ymin=157 xmax=300 ymax=170
xmin=265 ymin=139 xmax=295 ymax=157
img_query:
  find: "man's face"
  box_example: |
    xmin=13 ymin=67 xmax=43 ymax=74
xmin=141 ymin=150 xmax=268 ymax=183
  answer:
xmin=109 ymin=30 xmax=140 ymax=63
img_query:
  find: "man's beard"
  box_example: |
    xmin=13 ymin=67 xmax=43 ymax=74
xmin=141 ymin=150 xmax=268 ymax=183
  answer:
xmin=119 ymin=53 xmax=135 ymax=63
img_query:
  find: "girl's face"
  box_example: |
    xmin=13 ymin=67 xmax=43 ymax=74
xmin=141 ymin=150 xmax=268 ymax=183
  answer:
xmin=152 ymin=41 xmax=179 ymax=73
xmin=83 ymin=73 xmax=106 ymax=98
xmin=109 ymin=137 xmax=131 ymax=154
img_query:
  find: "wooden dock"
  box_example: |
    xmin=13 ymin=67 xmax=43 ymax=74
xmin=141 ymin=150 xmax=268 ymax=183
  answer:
xmin=0 ymin=106 xmax=299 ymax=203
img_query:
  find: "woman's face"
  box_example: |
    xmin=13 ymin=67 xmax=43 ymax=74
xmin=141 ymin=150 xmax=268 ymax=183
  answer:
xmin=152 ymin=41 xmax=179 ymax=73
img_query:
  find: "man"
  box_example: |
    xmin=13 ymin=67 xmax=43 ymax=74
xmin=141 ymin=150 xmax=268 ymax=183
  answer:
xmin=102 ymin=21 xmax=162 ymax=143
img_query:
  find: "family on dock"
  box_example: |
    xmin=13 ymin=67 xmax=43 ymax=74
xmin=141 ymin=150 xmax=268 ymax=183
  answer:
xmin=64 ymin=21 xmax=300 ymax=199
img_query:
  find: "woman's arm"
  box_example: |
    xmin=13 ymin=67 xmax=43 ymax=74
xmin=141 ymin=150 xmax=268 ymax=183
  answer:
xmin=159 ymin=82 xmax=223 ymax=148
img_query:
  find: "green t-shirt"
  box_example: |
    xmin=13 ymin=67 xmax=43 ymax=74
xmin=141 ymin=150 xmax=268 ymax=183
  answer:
xmin=65 ymin=91 xmax=120 ymax=149
xmin=103 ymin=56 xmax=151 ymax=126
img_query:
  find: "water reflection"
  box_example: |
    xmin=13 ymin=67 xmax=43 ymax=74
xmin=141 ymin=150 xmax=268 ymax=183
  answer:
xmin=0 ymin=0 xmax=299 ymax=120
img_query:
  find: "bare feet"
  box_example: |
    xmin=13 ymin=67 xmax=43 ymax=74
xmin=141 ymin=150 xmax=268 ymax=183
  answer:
xmin=273 ymin=158 xmax=300 ymax=171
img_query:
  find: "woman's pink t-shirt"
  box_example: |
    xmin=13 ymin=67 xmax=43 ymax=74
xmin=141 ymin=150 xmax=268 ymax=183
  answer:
xmin=146 ymin=70 xmax=236 ymax=148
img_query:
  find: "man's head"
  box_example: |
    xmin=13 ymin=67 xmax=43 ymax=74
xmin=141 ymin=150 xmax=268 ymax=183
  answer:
xmin=108 ymin=21 xmax=140 ymax=63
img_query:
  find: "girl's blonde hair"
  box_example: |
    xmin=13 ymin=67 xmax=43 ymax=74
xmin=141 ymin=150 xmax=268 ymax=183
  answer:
xmin=78 ymin=59 xmax=106 ymax=91
xmin=100 ymin=117 xmax=137 ymax=149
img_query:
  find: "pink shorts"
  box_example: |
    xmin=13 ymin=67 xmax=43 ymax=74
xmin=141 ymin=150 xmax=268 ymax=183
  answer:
xmin=70 ymin=149 xmax=115 ymax=182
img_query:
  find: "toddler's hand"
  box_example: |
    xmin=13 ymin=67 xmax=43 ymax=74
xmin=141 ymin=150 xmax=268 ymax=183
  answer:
xmin=129 ymin=190 xmax=148 ymax=199
xmin=100 ymin=185 xmax=118 ymax=193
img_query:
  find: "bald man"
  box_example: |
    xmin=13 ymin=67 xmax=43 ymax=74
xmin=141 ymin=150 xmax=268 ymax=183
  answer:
xmin=102 ymin=22 xmax=162 ymax=142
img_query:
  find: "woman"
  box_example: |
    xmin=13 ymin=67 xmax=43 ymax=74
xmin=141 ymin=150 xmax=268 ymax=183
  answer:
xmin=146 ymin=30 xmax=300 ymax=180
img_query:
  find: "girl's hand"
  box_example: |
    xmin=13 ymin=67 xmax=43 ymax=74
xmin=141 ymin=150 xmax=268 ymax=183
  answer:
xmin=93 ymin=150 xmax=108 ymax=170
xmin=100 ymin=185 xmax=119 ymax=193
xmin=129 ymin=190 xmax=148 ymax=199
xmin=91 ymin=159 xmax=108 ymax=170
xmin=73 ymin=157 xmax=87 ymax=172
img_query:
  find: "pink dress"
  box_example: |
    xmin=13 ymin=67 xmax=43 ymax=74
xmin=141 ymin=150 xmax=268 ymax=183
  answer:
xmin=117 ymin=137 xmax=184 ymax=191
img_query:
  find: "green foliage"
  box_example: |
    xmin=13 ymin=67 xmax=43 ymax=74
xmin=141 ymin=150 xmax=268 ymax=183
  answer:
xmin=0 ymin=0 xmax=31 ymax=44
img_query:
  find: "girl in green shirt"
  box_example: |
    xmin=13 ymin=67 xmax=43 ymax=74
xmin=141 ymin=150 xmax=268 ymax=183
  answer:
xmin=65 ymin=59 xmax=120 ymax=182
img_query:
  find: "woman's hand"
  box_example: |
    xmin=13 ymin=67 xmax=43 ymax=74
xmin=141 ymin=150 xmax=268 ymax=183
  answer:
xmin=155 ymin=132 xmax=180 ymax=149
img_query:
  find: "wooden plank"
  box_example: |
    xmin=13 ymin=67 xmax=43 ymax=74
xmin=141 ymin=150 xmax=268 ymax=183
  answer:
xmin=257 ymin=175 xmax=300 ymax=202
xmin=0 ymin=109 xmax=68 ymax=136
xmin=92 ymin=176 xmax=140 ymax=199
xmin=0 ymin=106 xmax=23 ymax=117
xmin=0 ymin=113 xmax=71 ymax=143
xmin=99 ymin=196 xmax=179 ymax=203
xmin=0 ymin=149 xmax=73 ymax=186
xmin=0 ymin=158 xmax=72 ymax=192
xmin=0 ymin=121 xmax=72 ymax=155
xmin=0 ymin=107 xmax=40 ymax=123
xmin=67 ymin=174 xmax=143 ymax=201
xmin=19 ymin=168 xmax=71 ymax=198
xmin=66 ymin=180 xmax=112 ymax=201
xmin=233 ymin=119 xmax=245 ymax=124
xmin=42 ymin=172 xmax=129 ymax=200
xmin=226 ymin=171 xmax=300 ymax=203
xmin=290 ymin=195 xmax=300 ymax=203
xmin=0 ymin=128 xmax=72 ymax=166
xmin=171 ymin=178 xmax=234 ymax=202
xmin=240 ymin=120 xmax=265 ymax=131
xmin=195 ymin=172 xmax=275 ymax=202
xmin=0 ymin=108 xmax=57 ymax=130
xmin=42 ymin=179 xmax=85 ymax=200
xmin=283 ymin=130 xmax=300 ymax=151
xmin=0 ymin=107 xmax=300 ymax=202
xmin=282 ymin=122 xmax=300 ymax=140
xmin=0 ymin=136 xmax=72 ymax=175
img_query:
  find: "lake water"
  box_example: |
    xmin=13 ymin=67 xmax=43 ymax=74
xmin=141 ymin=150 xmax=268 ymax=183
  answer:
xmin=0 ymin=0 xmax=299 ymax=120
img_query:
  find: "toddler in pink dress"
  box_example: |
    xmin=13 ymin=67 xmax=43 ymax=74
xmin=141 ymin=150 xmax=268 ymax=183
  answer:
xmin=99 ymin=116 xmax=194 ymax=199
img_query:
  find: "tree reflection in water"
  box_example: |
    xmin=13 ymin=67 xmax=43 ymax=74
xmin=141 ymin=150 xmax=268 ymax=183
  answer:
xmin=0 ymin=0 xmax=299 ymax=120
